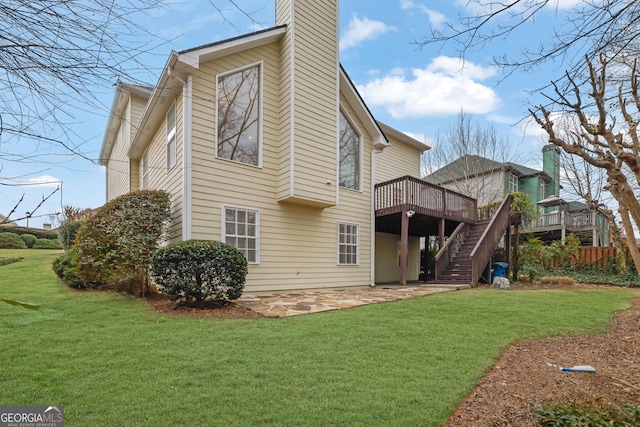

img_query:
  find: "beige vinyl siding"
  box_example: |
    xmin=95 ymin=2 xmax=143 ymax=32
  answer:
xmin=139 ymin=95 xmax=184 ymax=243
xmin=130 ymin=160 xmax=140 ymax=192
xmin=276 ymin=0 xmax=293 ymax=201
xmin=105 ymin=94 xmax=150 ymax=201
xmin=375 ymin=135 xmax=423 ymax=183
xmin=189 ymin=45 xmax=373 ymax=291
xmin=275 ymin=0 xmax=338 ymax=207
xmin=106 ymin=120 xmax=131 ymax=201
xmin=375 ymin=232 xmax=420 ymax=283
xmin=441 ymin=170 xmax=505 ymax=207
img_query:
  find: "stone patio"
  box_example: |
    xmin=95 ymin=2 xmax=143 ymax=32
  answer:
xmin=236 ymin=283 xmax=469 ymax=317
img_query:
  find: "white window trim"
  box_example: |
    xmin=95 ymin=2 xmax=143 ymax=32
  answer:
xmin=215 ymin=61 xmax=263 ymax=168
xmin=337 ymin=221 xmax=360 ymax=266
xmin=221 ymin=205 xmax=260 ymax=264
xmin=167 ymin=101 xmax=177 ymax=171
xmin=141 ymin=149 xmax=149 ymax=190
xmin=509 ymin=173 xmax=518 ymax=193
xmin=338 ymin=107 xmax=363 ymax=192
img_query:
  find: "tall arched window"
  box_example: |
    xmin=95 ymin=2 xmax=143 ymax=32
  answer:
xmin=339 ymin=109 xmax=361 ymax=190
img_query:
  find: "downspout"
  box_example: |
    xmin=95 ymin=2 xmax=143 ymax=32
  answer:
xmin=371 ymin=148 xmax=382 ymax=287
xmin=168 ymin=67 xmax=192 ymax=241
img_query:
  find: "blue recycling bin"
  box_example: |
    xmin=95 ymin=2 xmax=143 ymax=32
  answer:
xmin=491 ymin=262 xmax=508 ymax=281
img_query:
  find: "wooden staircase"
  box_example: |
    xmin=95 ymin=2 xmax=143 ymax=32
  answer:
xmin=434 ymin=194 xmax=513 ymax=285
xmin=437 ymin=219 xmax=490 ymax=285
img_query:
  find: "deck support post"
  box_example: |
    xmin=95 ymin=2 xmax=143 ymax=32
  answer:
xmin=439 ymin=218 xmax=445 ymax=248
xmin=400 ymin=209 xmax=409 ymax=285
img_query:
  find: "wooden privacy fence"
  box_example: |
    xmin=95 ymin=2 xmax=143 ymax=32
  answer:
xmin=547 ymin=246 xmax=617 ymax=269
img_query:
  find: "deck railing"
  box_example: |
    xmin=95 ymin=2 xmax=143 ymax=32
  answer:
xmin=524 ymin=211 xmax=597 ymax=230
xmin=375 ymin=176 xmax=477 ymax=223
xmin=470 ymin=194 xmax=513 ymax=284
xmin=434 ymin=222 xmax=470 ymax=281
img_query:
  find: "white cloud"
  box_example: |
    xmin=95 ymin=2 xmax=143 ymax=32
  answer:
xmin=400 ymin=0 xmax=446 ymax=29
xmin=402 ymin=131 xmax=434 ymax=147
xmin=25 ymin=175 xmax=62 ymax=188
xmin=455 ymin=0 xmax=583 ymax=14
xmin=340 ymin=15 xmax=396 ymax=51
xmin=356 ymin=56 xmax=501 ymax=118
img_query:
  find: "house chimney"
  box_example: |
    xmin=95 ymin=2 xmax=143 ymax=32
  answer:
xmin=274 ymin=0 xmax=339 ymax=207
xmin=542 ymin=144 xmax=560 ymax=197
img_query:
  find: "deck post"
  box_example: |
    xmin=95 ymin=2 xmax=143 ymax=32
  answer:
xmin=400 ymin=209 xmax=409 ymax=285
xmin=439 ymin=218 xmax=445 ymax=248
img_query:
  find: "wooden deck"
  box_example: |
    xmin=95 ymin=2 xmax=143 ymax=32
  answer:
xmin=522 ymin=210 xmax=602 ymax=246
xmin=375 ymin=176 xmax=477 ymax=223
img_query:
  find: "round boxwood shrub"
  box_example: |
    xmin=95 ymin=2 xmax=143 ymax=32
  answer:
xmin=33 ymin=238 xmax=62 ymax=249
xmin=20 ymin=233 xmax=37 ymax=248
xmin=151 ymin=240 xmax=248 ymax=304
xmin=0 ymin=232 xmax=27 ymax=249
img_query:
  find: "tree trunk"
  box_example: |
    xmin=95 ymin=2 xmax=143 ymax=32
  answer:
xmin=511 ymin=224 xmax=520 ymax=281
xmin=618 ymin=205 xmax=640 ymax=274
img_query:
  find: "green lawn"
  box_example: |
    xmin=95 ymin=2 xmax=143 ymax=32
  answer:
xmin=1 ymin=249 xmax=638 ymax=426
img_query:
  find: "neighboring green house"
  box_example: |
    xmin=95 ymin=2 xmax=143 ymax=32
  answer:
xmin=425 ymin=145 xmax=610 ymax=246
xmin=424 ymin=145 xmax=558 ymax=207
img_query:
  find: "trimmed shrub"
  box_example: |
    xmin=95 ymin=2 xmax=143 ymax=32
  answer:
xmin=0 ymin=257 xmax=24 ymax=266
xmin=58 ymin=220 xmax=83 ymax=251
xmin=73 ymin=190 xmax=171 ymax=295
xmin=0 ymin=226 xmax=58 ymax=239
xmin=0 ymin=233 xmax=27 ymax=249
xmin=20 ymin=233 xmax=37 ymax=248
xmin=52 ymin=251 xmax=83 ymax=288
xmin=33 ymin=238 xmax=62 ymax=249
xmin=152 ymin=240 xmax=248 ymax=304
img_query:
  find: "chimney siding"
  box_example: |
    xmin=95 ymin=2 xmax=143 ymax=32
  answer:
xmin=276 ymin=0 xmax=339 ymax=207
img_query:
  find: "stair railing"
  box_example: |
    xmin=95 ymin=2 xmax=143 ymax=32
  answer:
xmin=469 ymin=194 xmax=513 ymax=285
xmin=434 ymin=222 xmax=469 ymax=280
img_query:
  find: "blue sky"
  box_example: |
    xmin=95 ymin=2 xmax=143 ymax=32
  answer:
xmin=0 ymin=0 xmax=579 ymax=228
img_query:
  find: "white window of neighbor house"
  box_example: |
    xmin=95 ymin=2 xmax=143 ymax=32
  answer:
xmin=509 ymin=173 xmax=518 ymax=193
xmin=338 ymin=109 xmax=362 ymax=191
xmin=167 ymin=101 xmax=177 ymax=170
xmin=540 ymin=180 xmax=546 ymax=199
xmin=338 ymin=222 xmax=359 ymax=265
xmin=223 ymin=206 xmax=259 ymax=264
xmin=216 ymin=64 xmax=261 ymax=167
xmin=141 ymin=149 xmax=149 ymax=189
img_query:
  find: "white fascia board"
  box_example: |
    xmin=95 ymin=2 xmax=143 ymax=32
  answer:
xmin=377 ymin=121 xmax=431 ymax=153
xmin=127 ymin=52 xmax=181 ymax=160
xmin=178 ymin=26 xmax=287 ymax=69
xmin=99 ymin=83 xmax=130 ymax=165
xmin=339 ymin=69 xmax=389 ymax=151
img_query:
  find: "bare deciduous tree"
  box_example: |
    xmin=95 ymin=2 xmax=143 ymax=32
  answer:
xmin=417 ymin=1 xmax=640 ymax=77
xmin=422 ymin=110 xmax=517 ymax=207
xmin=0 ymin=1 xmax=169 ymax=155
xmin=560 ymin=147 xmax=628 ymax=270
xmin=530 ymin=55 xmax=640 ymax=272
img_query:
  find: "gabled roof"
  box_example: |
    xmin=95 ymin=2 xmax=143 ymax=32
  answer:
xmin=377 ymin=122 xmax=430 ymax=153
xmin=0 ymin=214 xmax=16 ymax=226
xmin=106 ymin=24 xmax=392 ymax=161
xmin=339 ymin=65 xmax=389 ymax=151
xmin=98 ymin=26 xmax=289 ymax=162
xmin=99 ymin=83 xmax=153 ymax=165
xmin=425 ymin=154 xmax=550 ymax=184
